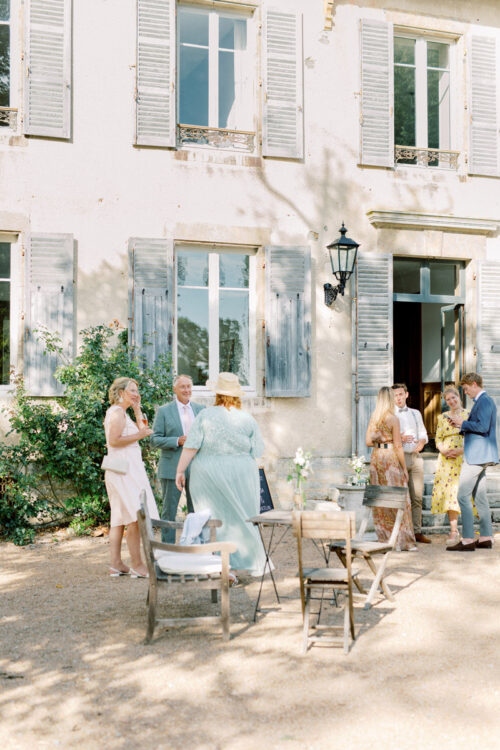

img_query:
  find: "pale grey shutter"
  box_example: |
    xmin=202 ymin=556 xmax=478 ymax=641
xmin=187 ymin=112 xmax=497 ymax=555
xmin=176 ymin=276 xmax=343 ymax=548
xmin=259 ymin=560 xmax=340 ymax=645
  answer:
xmin=24 ymin=234 xmax=74 ymax=396
xmin=477 ymin=261 xmax=500 ymax=438
xmin=136 ymin=0 xmax=176 ymax=147
xmin=359 ymin=19 xmax=394 ymax=167
xmin=129 ymin=238 xmax=174 ymax=368
xmin=24 ymin=0 xmax=72 ymax=138
xmin=354 ymin=252 xmax=393 ymax=456
xmin=262 ymin=9 xmax=304 ymax=159
xmin=468 ymin=35 xmax=499 ymax=176
xmin=265 ymin=246 xmax=311 ymax=397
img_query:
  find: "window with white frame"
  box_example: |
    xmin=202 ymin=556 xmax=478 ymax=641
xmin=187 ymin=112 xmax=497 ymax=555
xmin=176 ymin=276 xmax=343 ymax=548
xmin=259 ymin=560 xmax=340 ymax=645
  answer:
xmin=394 ymin=35 xmax=452 ymax=166
xmin=0 ymin=0 xmax=10 ymax=128
xmin=0 ymin=241 xmax=10 ymax=384
xmin=177 ymin=5 xmax=253 ymax=141
xmin=176 ymin=246 xmax=255 ymax=388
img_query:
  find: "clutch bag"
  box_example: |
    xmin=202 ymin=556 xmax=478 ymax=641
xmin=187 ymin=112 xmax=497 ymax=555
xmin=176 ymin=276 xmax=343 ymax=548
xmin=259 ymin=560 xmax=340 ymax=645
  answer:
xmin=101 ymin=454 xmax=129 ymax=475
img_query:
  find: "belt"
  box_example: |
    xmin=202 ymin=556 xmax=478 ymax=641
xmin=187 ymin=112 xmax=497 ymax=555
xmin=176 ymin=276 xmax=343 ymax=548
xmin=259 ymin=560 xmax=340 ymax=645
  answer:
xmin=374 ymin=442 xmax=392 ymax=449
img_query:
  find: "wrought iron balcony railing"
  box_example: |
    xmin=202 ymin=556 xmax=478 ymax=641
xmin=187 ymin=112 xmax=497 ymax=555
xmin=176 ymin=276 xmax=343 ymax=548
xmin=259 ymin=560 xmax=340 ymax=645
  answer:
xmin=178 ymin=124 xmax=256 ymax=152
xmin=0 ymin=107 xmax=18 ymax=129
xmin=394 ymin=145 xmax=459 ymax=169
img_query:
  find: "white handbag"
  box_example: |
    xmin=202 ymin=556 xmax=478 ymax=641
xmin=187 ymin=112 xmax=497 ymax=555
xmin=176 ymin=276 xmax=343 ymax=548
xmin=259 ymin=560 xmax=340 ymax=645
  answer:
xmin=101 ymin=454 xmax=129 ymax=475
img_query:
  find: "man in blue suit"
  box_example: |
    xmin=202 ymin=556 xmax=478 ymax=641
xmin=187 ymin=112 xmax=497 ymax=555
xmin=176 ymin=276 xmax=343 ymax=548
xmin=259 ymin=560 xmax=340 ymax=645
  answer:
xmin=447 ymin=372 xmax=498 ymax=551
xmin=151 ymin=375 xmax=205 ymax=542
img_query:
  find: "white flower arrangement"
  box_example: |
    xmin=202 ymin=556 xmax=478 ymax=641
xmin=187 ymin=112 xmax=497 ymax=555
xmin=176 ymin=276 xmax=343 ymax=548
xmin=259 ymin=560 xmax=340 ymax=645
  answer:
xmin=348 ymin=454 xmax=368 ymax=486
xmin=287 ymin=448 xmax=313 ymax=507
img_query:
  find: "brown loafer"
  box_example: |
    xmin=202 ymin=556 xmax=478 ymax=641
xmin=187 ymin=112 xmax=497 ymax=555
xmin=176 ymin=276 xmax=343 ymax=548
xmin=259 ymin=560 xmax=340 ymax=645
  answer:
xmin=446 ymin=540 xmax=476 ymax=552
xmin=475 ymin=539 xmax=493 ymax=549
xmin=415 ymin=533 xmax=432 ymax=544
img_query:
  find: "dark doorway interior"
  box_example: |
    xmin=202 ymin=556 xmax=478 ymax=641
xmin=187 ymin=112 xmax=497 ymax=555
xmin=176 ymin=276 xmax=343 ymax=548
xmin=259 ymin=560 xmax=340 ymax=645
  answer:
xmin=393 ymin=301 xmax=422 ymax=412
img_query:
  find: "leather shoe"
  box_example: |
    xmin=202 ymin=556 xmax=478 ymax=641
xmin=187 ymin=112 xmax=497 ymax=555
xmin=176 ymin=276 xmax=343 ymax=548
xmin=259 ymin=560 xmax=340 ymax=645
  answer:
xmin=446 ymin=540 xmax=476 ymax=552
xmin=475 ymin=539 xmax=493 ymax=549
xmin=415 ymin=533 xmax=432 ymax=544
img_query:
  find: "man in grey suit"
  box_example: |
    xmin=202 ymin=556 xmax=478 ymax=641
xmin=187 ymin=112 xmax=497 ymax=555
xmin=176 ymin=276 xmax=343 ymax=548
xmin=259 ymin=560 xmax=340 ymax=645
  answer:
xmin=151 ymin=374 xmax=205 ymax=542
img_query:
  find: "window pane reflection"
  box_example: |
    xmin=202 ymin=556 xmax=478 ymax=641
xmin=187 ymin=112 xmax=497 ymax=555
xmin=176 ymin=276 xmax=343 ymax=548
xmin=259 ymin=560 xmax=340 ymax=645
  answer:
xmin=393 ymin=259 xmax=421 ymax=294
xmin=430 ymin=263 xmax=457 ymax=296
xmin=177 ymin=251 xmax=208 ymax=287
xmin=219 ymin=290 xmax=249 ymax=385
xmin=219 ymin=254 xmax=249 ymax=288
xmin=177 ymin=288 xmax=209 ymax=385
xmin=0 ymin=24 xmax=10 ymax=110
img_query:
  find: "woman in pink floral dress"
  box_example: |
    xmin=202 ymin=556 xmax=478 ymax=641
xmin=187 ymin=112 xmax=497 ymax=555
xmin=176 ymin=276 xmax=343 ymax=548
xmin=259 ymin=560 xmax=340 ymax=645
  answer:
xmin=366 ymin=386 xmax=417 ymax=550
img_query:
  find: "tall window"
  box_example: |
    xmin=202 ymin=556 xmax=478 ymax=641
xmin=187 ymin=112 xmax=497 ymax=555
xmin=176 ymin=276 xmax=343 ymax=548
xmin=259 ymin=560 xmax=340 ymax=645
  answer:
xmin=0 ymin=0 xmax=10 ymax=127
xmin=176 ymin=247 xmax=255 ymax=388
xmin=178 ymin=6 xmax=251 ymax=132
xmin=0 ymin=242 xmax=10 ymax=384
xmin=394 ymin=36 xmax=451 ymax=165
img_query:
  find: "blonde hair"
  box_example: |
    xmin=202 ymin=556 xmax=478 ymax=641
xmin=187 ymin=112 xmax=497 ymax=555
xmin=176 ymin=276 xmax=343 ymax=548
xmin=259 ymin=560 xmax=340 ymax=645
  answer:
xmin=108 ymin=377 xmax=138 ymax=405
xmin=215 ymin=393 xmax=241 ymax=410
xmin=369 ymin=386 xmax=395 ymax=431
xmin=443 ymin=385 xmax=460 ymax=400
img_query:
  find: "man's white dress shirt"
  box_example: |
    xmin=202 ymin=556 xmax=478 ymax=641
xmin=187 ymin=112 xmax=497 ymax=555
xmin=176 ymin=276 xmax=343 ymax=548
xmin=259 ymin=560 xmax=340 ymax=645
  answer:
xmin=176 ymin=399 xmax=195 ymax=444
xmin=397 ymin=407 xmax=428 ymax=453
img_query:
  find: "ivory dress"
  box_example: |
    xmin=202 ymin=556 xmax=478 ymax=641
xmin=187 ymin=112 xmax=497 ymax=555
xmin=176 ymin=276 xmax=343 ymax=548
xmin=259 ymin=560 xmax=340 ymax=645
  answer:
xmin=185 ymin=405 xmax=267 ymax=576
xmin=369 ymin=420 xmax=416 ymax=550
xmin=431 ymin=409 xmax=471 ymax=514
xmin=103 ymin=405 xmax=159 ymax=527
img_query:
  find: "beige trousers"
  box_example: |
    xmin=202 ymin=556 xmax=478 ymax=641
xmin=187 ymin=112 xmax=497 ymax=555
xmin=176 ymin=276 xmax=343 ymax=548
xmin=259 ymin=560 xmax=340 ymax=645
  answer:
xmin=404 ymin=452 xmax=424 ymax=534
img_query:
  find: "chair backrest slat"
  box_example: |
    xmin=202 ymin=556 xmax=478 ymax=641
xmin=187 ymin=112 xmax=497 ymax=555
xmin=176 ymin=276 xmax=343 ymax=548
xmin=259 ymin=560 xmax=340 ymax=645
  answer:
xmin=294 ymin=511 xmax=356 ymax=540
xmin=362 ymin=485 xmax=407 ymax=510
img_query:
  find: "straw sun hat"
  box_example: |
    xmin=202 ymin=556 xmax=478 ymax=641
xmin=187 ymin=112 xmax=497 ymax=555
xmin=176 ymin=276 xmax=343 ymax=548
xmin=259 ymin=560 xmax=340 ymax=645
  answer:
xmin=206 ymin=372 xmax=244 ymax=397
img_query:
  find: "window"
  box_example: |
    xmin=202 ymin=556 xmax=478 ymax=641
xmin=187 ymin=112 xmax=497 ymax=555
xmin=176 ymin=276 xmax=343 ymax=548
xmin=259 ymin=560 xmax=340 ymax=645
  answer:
xmin=177 ymin=5 xmax=253 ymax=147
xmin=176 ymin=247 xmax=255 ymax=388
xmin=0 ymin=241 xmax=10 ymax=384
xmin=394 ymin=35 xmax=451 ymax=166
xmin=0 ymin=0 xmax=10 ymax=128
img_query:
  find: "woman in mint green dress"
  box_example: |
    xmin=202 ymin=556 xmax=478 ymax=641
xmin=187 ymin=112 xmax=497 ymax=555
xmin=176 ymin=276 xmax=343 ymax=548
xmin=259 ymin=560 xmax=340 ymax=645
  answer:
xmin=175 ymin=373 xmax=267 ymax=577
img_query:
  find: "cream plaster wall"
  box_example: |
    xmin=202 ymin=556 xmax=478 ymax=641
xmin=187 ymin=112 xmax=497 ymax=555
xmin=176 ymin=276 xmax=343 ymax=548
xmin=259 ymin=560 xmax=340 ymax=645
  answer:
xmin=0 ymin=0 xmax=499 ymax=496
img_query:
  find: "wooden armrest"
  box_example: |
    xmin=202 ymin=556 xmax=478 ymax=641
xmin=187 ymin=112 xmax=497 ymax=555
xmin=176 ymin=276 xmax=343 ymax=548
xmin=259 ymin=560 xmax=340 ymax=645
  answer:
xmin=151 ymin=540 xmax=237 ymax=554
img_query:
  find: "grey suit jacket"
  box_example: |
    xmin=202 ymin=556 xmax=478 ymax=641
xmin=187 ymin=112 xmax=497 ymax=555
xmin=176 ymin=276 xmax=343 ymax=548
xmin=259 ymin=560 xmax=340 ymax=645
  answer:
xmin=150 ymin=400 xmax=205 ymax=479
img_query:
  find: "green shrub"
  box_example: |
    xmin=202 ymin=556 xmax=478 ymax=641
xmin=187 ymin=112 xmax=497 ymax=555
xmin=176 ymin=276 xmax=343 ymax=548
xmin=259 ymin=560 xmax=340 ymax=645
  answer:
xmin=0 ymin=323 xmax=173 ymax=544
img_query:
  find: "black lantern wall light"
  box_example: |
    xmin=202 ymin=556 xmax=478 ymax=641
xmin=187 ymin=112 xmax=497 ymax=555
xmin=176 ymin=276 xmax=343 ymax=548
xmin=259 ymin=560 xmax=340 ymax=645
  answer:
xmin=324 ymin=223 xmax=360 ymax=306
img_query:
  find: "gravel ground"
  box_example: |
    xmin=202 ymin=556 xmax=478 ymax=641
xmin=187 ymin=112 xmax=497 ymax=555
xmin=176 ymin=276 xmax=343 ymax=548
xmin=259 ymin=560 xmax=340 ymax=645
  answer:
xmin=1 ymin=529 xmax=500 ymax=750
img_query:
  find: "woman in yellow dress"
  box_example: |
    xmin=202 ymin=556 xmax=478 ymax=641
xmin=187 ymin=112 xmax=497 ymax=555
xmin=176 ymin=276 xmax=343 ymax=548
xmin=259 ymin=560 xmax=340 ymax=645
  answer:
xmin=431 ymin=386 xmax=470 ymax=545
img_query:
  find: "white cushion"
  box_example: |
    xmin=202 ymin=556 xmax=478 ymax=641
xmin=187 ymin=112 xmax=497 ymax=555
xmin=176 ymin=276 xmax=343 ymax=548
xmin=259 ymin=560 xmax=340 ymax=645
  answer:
xmin=156 ymin=551 xmax=222 ymax=575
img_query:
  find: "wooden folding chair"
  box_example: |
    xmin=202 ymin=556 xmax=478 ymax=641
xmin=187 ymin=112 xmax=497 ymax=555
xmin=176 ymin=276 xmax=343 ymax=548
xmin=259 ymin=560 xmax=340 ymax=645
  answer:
xmin=331 ymin=485 xmax=408 ymax=610
xmin=293 ymin=510 xmax=360 ymax=655
xmin=137 ymin=491 xmax=236 ymax=643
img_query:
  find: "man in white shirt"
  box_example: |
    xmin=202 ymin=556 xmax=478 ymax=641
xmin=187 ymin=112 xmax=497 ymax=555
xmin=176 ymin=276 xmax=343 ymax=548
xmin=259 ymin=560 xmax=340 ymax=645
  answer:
xmin=392 ymin=383 xmax=431 ymax=544
xmin=151 ymin=375 xmax=205 ymax=543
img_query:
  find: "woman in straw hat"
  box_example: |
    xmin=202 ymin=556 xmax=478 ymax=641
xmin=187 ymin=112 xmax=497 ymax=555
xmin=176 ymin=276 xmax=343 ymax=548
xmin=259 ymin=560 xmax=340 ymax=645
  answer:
xmin=175 ymin=372 xmax=267 ymax=577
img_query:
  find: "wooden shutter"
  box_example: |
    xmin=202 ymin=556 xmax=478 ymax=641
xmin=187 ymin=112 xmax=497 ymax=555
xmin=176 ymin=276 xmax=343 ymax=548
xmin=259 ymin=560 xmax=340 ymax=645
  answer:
xmin=129 ymin=238 xmax=174 ymax=367
xmin=24 ymin=234 xmax=74 ymax=396
xmin=477 ymin=261 xmax=500 ymax=438
xmin=359 ymin=19 xmax=394 ymax=168
xmin=136 ymin=0 xmax=176 ymax=147
xmin=354 ymin=252 xmax=393 ymax=456
xmin=468 ymin=35 xmax=499 ymax=177
xmin=265 ymin=246 xmax=311 ymax=397
xmin=24 ymin=0 xmax=72 ymax=138
xmin=262 ymin=9 xmax=304 ymax=159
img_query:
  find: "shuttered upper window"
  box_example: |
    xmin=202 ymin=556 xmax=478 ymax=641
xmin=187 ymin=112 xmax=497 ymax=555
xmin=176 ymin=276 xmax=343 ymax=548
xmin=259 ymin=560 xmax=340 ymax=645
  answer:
xmin=176 ymin=246 xmax=256 ymax=389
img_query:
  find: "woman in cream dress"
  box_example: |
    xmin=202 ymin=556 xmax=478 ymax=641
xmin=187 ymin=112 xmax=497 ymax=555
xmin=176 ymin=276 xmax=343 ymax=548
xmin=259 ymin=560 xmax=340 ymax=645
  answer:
xmin=104 ymin=377 xmax=159 ymax=577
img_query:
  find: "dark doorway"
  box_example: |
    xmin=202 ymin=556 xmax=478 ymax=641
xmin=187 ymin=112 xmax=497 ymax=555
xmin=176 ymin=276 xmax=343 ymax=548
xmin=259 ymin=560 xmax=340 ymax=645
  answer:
xmin=393 ymin=301 xmax=422 ymax=412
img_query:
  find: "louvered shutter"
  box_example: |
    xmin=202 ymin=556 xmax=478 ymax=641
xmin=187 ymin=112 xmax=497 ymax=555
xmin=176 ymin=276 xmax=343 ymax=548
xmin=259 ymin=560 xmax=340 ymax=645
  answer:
xmin=24 ymin=0 xmax=72 ymax=138
xmin=24 ymin=234 xmax=74 ymax=396
xmin=354 ymin=252 xmax=393 ymax=456
xmin=359 ymin=19 xmax=394 ymax=168
xmin=477 ymin=261 xmax=500 ymax=438
xmin=265 ymin=246 xmax=311 ymax=397
xmin=468 ymin=35 xmax=499 ymax=177
xmin=262 ymin=9 xmax=304 ymax=159
xmin=136 ymin=0 xmax=176 ymax=147
xmin=129 ymin=238 xmax=173 ymax=368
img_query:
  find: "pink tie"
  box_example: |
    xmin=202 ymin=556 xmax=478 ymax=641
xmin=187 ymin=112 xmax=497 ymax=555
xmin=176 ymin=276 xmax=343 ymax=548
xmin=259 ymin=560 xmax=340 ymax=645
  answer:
xmin=183 ymin=405 xmax=193 ymax=435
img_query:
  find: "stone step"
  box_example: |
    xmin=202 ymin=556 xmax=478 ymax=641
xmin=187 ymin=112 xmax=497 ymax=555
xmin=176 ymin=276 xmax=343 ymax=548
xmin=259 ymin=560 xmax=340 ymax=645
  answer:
xmin=422 ymin=510 xmax=500 ymax=526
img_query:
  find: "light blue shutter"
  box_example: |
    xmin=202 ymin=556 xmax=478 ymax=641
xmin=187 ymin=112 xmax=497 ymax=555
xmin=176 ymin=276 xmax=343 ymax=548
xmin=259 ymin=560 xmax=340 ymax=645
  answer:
xmin=354 ymin=252 xmax=393 ymax=456
xmin=136 ymin=0 xmax=176 ymax=147
xmin=24 ymin=0 xmax=72 ymax=138
xmin=477 ymin=261 xmax=500 ymax=438
xmin=359 ymin=19 xmax=394 ymax=167
xmin=468 ymin=35 xmax=499 ymax=176
xmin=129 ymin=238 xmax=173 ymax=368
xmin=265 ymin=246 xmax=311 ymax=397
xmin=262 ymin=9 xmax=304 ymax=159
xmin=24 ymin=234 xmax=74 ymax=396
